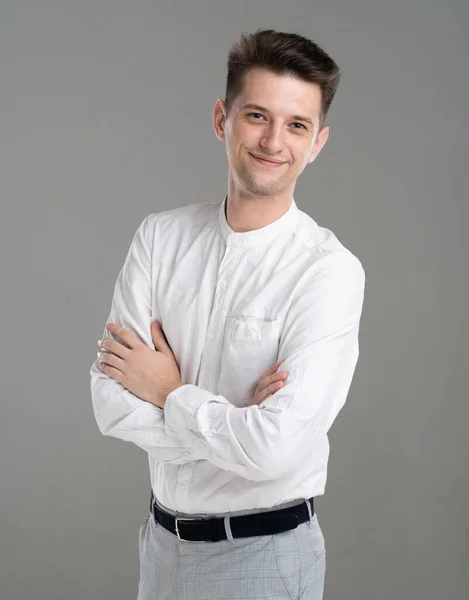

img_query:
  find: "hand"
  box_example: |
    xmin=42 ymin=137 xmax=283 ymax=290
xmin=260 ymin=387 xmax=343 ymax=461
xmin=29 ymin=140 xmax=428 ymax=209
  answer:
xmin=97 ymin=321 xmax=183 ymax=408
xmin=247 ymin=360 xmax=289 ymax=407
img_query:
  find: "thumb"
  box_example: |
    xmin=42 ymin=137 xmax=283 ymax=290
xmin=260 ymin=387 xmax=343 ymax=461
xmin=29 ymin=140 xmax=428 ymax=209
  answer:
xmin=151 ymin=321 xmax=171 ymax=354
xmin=151 ymin=320 xmax=163 ymax=345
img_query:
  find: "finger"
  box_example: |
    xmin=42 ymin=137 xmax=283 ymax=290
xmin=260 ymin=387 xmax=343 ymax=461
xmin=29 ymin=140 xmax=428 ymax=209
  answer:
xmin=259 ymin=371 xmax=288 ymax=391
xmin=151 ymin=321 xmax=173 ymax=355
xmin=266 ymin=379 xmax=286 ymax=394
xmin=100 ymin=338 xmax=131 ymax=359
xmin=258 ymin=359 xmax=285 ymax=381
xmin=255 ymin=379 xmax=285 ymax=404
xmin=248 ymin=393 xmax=272 ymax=407
xmin=105 ymin=323 xmax=142 ymax=350
xmin=255 ymin=393 xmax=273 ymax=406
xmin=253 ymin=370 xmax=287 ymax=401
xmin=98 ymin=360 xmax=124 ymax=382
xmin=98 ymin=351 xmax=125 ymax=372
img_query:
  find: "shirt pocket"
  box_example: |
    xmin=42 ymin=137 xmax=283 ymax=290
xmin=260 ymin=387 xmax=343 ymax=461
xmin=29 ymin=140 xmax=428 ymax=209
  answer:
xmin=219 ymin=315 xmax=282 ymax=406
xmin=225 ymin=314 xmax=280 ymax=340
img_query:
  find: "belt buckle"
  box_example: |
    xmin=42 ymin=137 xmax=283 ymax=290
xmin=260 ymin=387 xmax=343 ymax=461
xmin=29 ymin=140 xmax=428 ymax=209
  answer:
xmin=175 ymin=517 xmax=197 ymax=542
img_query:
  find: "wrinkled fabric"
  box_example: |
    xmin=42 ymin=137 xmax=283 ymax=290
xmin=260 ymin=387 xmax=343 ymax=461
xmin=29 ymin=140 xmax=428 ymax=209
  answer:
xmin=90 ymin=196 xmax=365 ymax=514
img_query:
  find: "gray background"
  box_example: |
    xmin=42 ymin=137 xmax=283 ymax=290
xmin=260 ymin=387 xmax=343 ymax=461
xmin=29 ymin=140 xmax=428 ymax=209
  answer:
xmin=1 ymin=1 xmax=468 ymax=599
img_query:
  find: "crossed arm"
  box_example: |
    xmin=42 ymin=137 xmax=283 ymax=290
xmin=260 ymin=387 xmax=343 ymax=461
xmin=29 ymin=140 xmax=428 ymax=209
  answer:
xmin=90 ymin=216 xmax=202 ymax=464
xmin=90 ymin=216 xmax=365 ymax=481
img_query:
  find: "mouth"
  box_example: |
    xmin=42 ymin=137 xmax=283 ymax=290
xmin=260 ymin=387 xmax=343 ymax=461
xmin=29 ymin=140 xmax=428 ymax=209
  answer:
xmin=249 ymin=153 xmax=286 ymax=168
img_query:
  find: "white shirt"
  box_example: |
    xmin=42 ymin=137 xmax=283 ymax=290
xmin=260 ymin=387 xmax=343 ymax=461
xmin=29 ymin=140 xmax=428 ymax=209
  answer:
xmin=90 ymin=196 xmax=365 ymax=514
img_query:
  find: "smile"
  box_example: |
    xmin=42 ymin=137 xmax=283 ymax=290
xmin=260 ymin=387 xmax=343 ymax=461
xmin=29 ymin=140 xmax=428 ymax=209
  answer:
xmin=249 ymin=153 xmax=286 ymax=168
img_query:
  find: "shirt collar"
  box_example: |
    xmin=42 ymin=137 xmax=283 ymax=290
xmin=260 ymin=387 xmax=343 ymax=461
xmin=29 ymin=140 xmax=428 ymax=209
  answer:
xmin=218 ymin=195 xmax=300 ymax=248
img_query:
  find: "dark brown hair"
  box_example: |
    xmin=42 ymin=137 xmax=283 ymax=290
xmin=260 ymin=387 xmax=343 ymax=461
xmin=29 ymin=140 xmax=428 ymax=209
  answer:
xmin=224 ymin=29 xmax=341 ymax=129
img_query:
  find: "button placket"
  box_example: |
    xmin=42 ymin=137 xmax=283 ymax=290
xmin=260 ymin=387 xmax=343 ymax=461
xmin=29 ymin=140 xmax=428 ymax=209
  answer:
xmin=206 ymin=250 xmax=238 ymax=343
xmin=202 ymin=245 xmax=244 ymax=392
xmin=174 ymin=461 xmax=198 ymax=511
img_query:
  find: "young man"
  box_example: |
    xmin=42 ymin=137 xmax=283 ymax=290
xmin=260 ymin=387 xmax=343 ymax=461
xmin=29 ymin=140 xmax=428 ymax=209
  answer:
xmin=90 ymin=28 xmax=365 ymax=600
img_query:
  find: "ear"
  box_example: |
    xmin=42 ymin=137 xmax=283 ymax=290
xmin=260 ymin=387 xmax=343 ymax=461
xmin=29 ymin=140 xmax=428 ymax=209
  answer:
xmin=213 ymin=99 xmax=227 ymax=141
xmin=308 ymin=126 xmax=329 ymax=164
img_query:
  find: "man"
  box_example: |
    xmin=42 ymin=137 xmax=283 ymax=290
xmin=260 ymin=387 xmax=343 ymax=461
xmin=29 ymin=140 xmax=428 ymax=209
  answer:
xmin=90 ymin=28 xmax=365 ymax=600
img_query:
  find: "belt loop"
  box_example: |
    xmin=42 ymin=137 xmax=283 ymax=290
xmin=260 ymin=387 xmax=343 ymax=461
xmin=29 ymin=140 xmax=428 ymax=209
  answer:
xmin=223 ymin=516 xmax=234 ymax=541
xmin=305 ymin=498 xmax=313 ymax=528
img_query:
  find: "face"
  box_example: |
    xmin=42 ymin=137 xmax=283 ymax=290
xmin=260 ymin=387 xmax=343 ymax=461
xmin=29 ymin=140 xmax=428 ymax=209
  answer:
xmin=213 ymin=67 xmax=329 ymax=199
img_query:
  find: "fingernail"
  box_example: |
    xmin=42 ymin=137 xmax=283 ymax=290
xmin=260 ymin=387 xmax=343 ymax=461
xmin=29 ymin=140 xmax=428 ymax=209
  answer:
xmin=97 ymin=340 xmax=102 ymax=346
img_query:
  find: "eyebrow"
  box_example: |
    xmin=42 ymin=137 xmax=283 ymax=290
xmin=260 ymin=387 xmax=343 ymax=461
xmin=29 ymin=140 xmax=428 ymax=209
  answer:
xmin=240 ymin=103 xmax=314 ymax=127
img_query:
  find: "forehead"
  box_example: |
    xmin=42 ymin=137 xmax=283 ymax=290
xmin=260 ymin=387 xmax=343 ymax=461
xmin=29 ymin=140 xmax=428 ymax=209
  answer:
xmin=234 ymin=67 xmax=322 ymax=121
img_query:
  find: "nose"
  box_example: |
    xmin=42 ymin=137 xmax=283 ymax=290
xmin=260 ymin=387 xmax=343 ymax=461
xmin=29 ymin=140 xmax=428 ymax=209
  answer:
xmin=258 ymin=122 xmax=285 ymax=155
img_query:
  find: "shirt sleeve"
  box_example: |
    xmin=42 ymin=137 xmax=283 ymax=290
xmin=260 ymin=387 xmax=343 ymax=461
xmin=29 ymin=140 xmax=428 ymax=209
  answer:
xmin=90 ymin=215 xmax=206 ymax=464
xmin=163 ymin=250 xmax=366 ymax=481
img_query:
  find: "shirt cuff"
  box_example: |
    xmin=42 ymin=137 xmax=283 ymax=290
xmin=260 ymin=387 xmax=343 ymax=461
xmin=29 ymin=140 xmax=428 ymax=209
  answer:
xmin=164 ymin=383 xmax=208 ymax=437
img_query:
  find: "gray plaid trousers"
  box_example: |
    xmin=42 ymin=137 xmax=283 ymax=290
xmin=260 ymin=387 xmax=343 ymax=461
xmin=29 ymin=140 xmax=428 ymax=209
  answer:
xmin=137 ymin=497 xmax=326 ymax=600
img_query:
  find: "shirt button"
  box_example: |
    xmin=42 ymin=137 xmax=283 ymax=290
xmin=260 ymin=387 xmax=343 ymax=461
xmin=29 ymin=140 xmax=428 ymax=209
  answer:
xmin=219 ymin=281 xmax=226 ymax=288
xmin=177 ymin=483 xmax=185 ymax=492
xmin=209 ymin=333 xmax=215 ymax=340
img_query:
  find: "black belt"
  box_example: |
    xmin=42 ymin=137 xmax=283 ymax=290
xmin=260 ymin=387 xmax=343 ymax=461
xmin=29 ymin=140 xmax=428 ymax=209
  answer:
xmin=150 ymin=492 xmax=314 ymax=542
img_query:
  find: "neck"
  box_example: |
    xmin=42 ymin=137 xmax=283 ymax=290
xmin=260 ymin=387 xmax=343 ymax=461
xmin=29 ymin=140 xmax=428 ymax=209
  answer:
xmin=225 ymin=187 xmax=294 ymax=233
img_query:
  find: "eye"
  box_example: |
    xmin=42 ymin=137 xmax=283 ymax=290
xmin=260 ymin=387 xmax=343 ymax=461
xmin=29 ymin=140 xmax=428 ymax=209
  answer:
xmin=248 ymin=113 xmax=306 ymax=130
